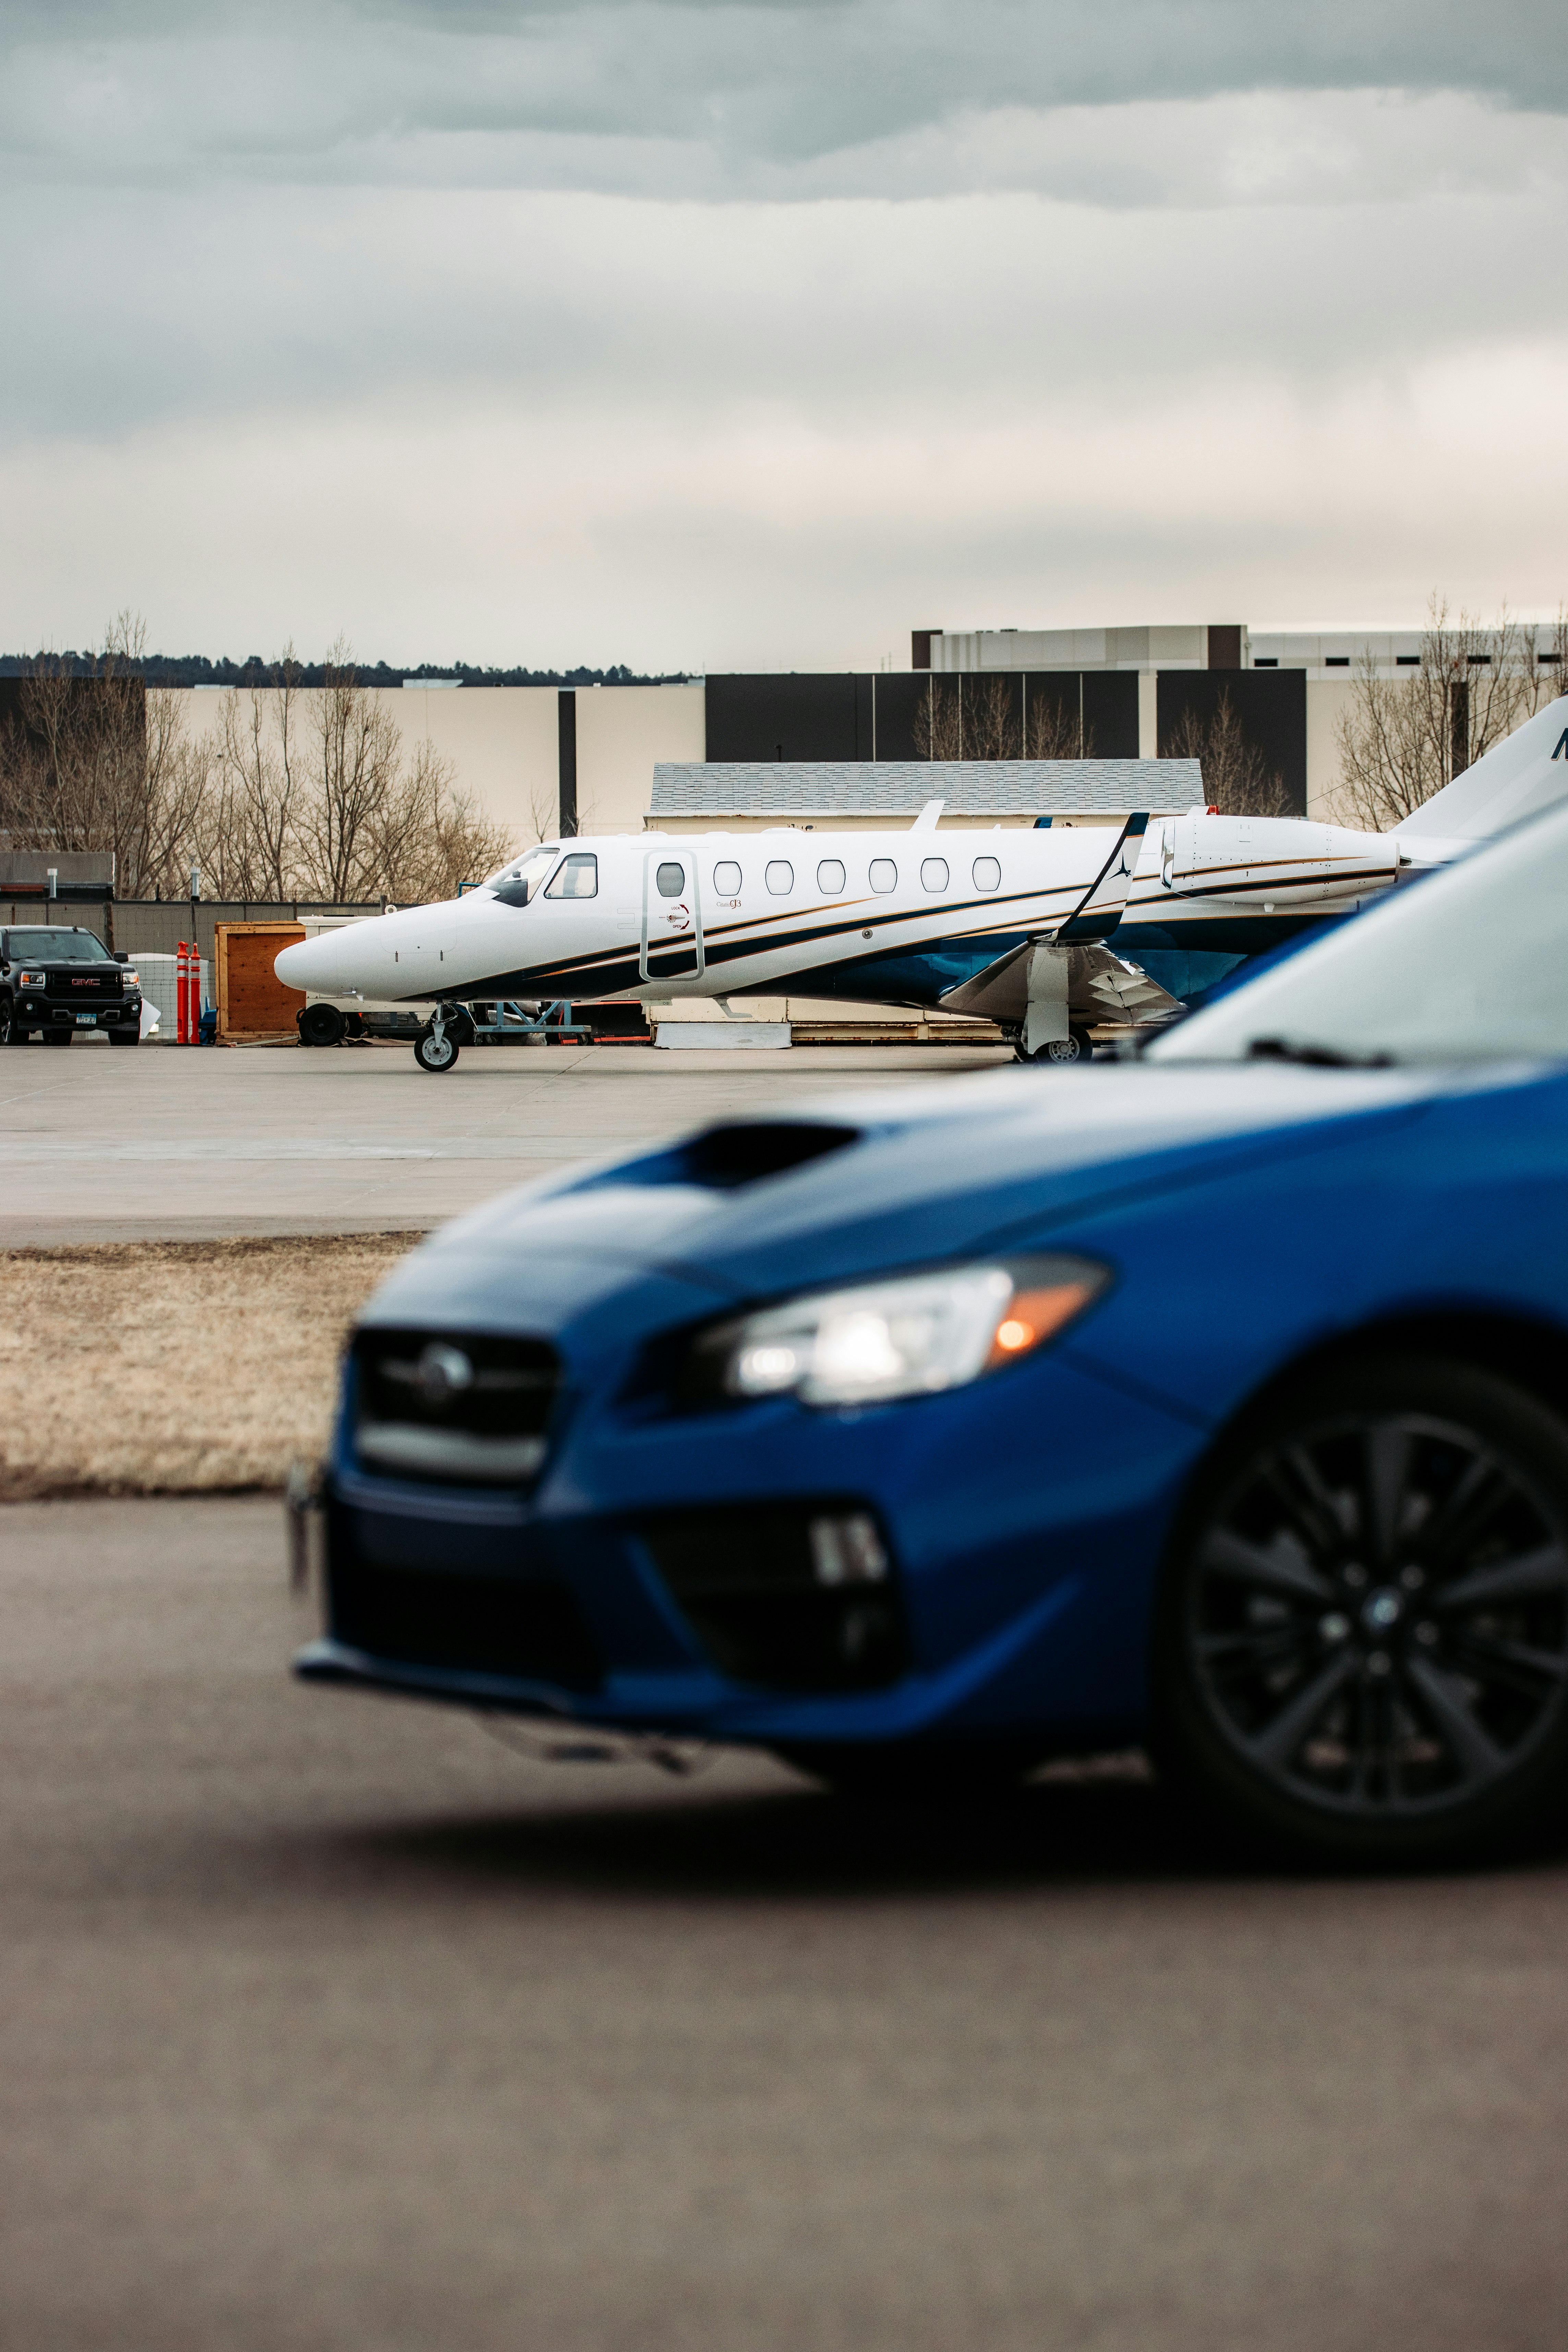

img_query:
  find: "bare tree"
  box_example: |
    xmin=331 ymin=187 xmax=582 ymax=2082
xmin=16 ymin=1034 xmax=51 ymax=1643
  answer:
xmin=371 ymin=740 xmax=512 ymax=904
xmin=0 ymin=613 xmax=208 ymax=896
xmin=911 ymin=674 xmax=1094 ymax=761
xmin=912 ymin=677 xmax=965 ymax=760
xmin=214 ymin=648 xmax=303 ymax=898
xmin=1333 ymin=594 xmax=1555 ymax=831
xmin=1024 ymin=680 xmax=1094 ymax=760
xmin=1164 ymin=689 xmax=1290 ymax=816
xmin=291 ymin=642 xmax=404 ymax=901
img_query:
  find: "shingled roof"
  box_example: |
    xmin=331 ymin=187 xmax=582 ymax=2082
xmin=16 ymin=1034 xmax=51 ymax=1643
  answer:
xmin=649 ymin=759 xmax=1202 ymax=818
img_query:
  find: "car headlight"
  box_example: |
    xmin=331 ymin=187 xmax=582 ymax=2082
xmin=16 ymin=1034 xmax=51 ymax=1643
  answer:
xmin=17 ymin=970 xmax=47 ymax=988
xmin=691 ymin=1256 xmax=1111 ymax=1409
xmin=119 ymin=969 xmax=139 ymax=989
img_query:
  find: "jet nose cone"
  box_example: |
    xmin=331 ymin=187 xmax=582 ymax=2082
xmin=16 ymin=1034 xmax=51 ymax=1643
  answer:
xmin=275 ymin=940 xmax=315 ymax=988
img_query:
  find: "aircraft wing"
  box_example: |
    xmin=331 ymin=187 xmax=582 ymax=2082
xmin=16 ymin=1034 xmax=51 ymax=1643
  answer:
xmin=939 ymin=939 xmax=1181 ymax=1029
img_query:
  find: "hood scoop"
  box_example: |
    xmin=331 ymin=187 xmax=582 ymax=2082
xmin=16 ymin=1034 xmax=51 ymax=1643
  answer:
xmin=676 ymin=1121 xmax=862 ymax=1188
xmin=572 ymin=1119 xmax=864 ymax=1197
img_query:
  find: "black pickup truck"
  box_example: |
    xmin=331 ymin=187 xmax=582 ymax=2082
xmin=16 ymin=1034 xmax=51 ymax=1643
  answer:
xmin=0 ymin=925 xmax=144 ymax=1047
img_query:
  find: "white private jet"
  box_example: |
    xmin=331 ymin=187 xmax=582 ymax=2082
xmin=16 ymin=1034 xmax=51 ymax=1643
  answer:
xmin=274 ymin=796 xmax=1401 ymax=1070
xmin=274 ymin=695 xmax=1568 ymax=1069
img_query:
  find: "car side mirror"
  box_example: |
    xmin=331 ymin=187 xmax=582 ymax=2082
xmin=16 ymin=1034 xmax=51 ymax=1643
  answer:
xmin=113 ymin=951 xmax=128 ymax=963
xmin=492 ymin=879 xmax=531 ymax=908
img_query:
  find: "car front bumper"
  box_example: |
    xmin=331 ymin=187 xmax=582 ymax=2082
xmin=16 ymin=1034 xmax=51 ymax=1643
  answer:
xmin=294 ymin=1347 xmax=1208 ymax=1752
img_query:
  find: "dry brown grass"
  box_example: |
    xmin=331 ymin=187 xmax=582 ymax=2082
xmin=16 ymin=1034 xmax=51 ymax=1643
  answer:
xmin=0 ymin=1234 xmax=420 ymax=1500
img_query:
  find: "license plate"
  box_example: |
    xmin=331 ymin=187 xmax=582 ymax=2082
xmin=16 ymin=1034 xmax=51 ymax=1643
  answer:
xmin=75 ymin=1012 xmax=97 ymax=1026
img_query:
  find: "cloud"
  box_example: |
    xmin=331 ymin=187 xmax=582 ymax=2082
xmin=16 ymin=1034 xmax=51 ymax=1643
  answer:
xmin=3 ymin=1 xmax=1566 ymax=197
xmin=2 ymin=2 xmax=1565 ymax=664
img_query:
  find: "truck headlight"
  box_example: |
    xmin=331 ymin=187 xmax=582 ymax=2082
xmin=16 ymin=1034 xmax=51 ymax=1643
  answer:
xmin=17 ymin=970 xmax=47 ymax=988
xmin=119 ymin=969 xmax=139 ymax=990
xmin=691 ymin=1256 xmax=1110 ymax=1409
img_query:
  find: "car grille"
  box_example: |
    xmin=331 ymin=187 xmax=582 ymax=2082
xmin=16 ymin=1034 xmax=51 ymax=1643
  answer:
xmin=353 ymin=1326 xmax=560 ymax=1485
xmin=46 ymin=971 xmax=121 ymax=999
xmin=327 ymin=1555 xmax=603 ymax=1691
xmin=642 ymin=1503 xmax=905 ymax=1691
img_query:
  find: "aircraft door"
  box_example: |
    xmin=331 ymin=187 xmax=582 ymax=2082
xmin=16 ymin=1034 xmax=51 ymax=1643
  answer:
xmin=640 ymin=850 xmax=704 ymax=982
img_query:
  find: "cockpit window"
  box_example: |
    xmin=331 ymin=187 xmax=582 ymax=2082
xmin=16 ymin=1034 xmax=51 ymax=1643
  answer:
xmin=484 ymin=846 xmax=558 ymax=896
xmin=546 ymin=853 xmax=598 ymax=900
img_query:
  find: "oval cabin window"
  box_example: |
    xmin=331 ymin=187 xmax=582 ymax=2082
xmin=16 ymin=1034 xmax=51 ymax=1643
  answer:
xmin=973 ymin=857 xmax=1001 ymax=892
xmin=817 ymin=860 xmax=846 ymax=895
xmin=920 ymin=858 xmax=949 ymax=893
xmin=655 ymin=861 xmax=685 ymax=898
xmin=869 ymin=859 xmax=897 ymax=893
xmin=713 ymin=861 xmax=741 ymax=895
xmin=765 ymin=860 xmax=794 ymax=896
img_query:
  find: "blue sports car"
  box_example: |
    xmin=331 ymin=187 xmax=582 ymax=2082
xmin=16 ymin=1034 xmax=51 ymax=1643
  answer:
xmin=298 ymin=801 xmax=1568 ymax=1861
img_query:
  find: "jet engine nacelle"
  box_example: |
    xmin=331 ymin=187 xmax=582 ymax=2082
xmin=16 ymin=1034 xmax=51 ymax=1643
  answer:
xmin=1153 ymin=812 xmax=1401 ymax=907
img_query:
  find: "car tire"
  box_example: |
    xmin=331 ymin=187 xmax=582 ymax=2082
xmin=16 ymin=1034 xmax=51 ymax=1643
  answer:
xmin=43 ymin=1028 xmax=72 ymax=1047
xmin=414 ymin=1028 xmax=460 ymax=1073
xmin=0 ymin=1000 xmax=25 ymax=1046
xmin=298 ymin=1002 xmax=346 ymax=1048
xmin=1151 ymin=1353 xmax=1568 ymax=1864
xmin=108 ymin=1026 xmax=140 ymax=1046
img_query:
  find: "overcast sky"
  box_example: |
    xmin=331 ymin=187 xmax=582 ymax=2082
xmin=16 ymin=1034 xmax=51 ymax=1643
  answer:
xmin=2 ymin=1 xmax=1565 ymax=669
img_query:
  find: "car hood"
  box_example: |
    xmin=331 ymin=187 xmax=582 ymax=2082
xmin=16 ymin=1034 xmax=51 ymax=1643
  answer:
xmin=366 ymin=1062 xmax=1462 ymax=1331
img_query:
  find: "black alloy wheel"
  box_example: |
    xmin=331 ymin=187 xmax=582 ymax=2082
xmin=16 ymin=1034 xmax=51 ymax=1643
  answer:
xmin=0 ymin=999 xmax=23 ymax=1046
xmin=1154 ymin=1355 xmax=1568 ymax=1861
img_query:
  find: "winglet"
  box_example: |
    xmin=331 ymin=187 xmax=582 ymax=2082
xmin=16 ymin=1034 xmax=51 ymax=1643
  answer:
xmin=1056 ymin=812 xmax=1148 ymax=942
xmin=911 ymin=799 xmax=945 ymax=832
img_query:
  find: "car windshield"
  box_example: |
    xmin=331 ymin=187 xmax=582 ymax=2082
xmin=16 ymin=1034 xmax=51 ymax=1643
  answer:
xmin=5 ymin=930 xmax=112 ymax=964
xmin=482 ymin=846 xmax=559 ymax=893
xmin=1150 ymin=797 xmax=1568 ymax=1067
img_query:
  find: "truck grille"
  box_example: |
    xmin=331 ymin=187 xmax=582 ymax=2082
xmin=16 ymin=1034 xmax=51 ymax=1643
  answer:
xmin=352 ymin=1326 xmax=560 ymax=1485
xmin=46 ymin=971 xmax=121 ymax=999
xmin=328 ymin=1556 xmax=602 ymax=1691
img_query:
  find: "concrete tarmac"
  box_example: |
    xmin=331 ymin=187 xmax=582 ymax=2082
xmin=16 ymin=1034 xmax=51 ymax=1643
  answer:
xmin=2 ymin=1495 xmax=1565 ymax=2352
xmin=0 ymin=1037 xmax=1008 ymax=1247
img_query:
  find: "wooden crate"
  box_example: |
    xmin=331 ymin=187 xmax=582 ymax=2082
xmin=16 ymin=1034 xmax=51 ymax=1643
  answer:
xmin=216 ymin=921 xmax=306 ymax=1043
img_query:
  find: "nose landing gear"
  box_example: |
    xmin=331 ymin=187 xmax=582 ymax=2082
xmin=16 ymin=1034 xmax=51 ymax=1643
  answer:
xmin=414 ymin=1003 xmax=460 ymax=1073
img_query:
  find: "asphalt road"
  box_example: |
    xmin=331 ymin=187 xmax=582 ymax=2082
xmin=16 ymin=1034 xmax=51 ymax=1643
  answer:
xmin=3 ymin=1495 xmax=1565 ymax=2352
xmin=0 ymin=1038 xmax=1007 ymax=1246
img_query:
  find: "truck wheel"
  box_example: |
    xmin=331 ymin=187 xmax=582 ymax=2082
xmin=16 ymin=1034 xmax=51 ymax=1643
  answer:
xmin=414 ymin=1028 xmax=459 ymax=1073
xmin=0 ymin=1000 xmax=25 ymax=1046
xmin=44 ymin=1029 xmax=72 ymax=1047
xmin=298 ymin=1003 xmax=346 ymax=1047
xmin=109 ymin=1027 xmax=141 ymax=1046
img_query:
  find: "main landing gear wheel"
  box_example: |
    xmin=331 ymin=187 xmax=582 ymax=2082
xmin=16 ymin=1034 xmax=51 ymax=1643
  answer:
xmin=1152 ymin=1355 xmax=1568 ymax=1863
xmin=1016 ymin=1026 xmax=1093 ymax=1065
xmin=414 ymin=1026 xmax=460 ymax=1073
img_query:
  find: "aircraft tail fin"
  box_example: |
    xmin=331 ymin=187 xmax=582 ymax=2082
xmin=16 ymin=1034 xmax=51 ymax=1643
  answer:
xmin=1394 ymin=693 xmax=1568 ymax=844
